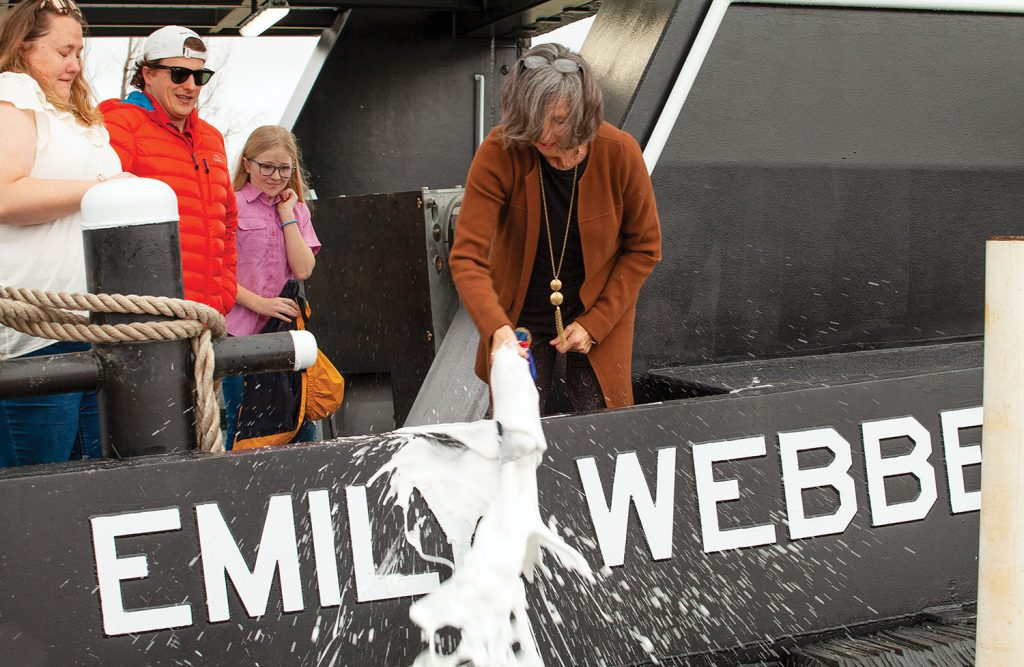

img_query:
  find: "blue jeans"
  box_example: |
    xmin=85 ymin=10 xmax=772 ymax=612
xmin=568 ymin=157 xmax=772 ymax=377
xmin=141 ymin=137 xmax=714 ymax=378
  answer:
xmin=222 ymin=374 xmax=316 ymax=451
xmin=0 ymin=342 xmax=101 ymax=467
xmin=295 ymin=418 xmax=317 ymax=443
xmin=0 ymin=404 xmax=14 ymax=467
xmin=222 ymin=374 xmax=244 ymax=451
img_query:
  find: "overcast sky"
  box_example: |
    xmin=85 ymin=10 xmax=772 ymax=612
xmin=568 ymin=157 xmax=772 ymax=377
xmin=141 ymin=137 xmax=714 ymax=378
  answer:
xmin=533 ymin=16 xmax=593 ymax=51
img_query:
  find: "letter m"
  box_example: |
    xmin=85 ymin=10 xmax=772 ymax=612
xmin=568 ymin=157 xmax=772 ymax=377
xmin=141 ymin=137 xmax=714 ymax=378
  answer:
xmin=197 ymin=495 xmax=304 ymax=622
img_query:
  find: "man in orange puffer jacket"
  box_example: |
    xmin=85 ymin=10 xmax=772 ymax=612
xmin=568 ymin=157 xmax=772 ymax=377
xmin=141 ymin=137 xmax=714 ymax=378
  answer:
xmin=100 ymin=26 xmax=237 ymax=314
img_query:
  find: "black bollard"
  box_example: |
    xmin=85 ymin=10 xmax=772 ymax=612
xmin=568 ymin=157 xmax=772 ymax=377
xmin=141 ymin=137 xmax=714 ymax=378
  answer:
xmin=0 ymin=352 xmax=100 ymax=399
xmin=81 ymin=179 xmax=195 ymax=458
xmin=214 ymin=333 xmax=317 ymax=378
xmin=2 ymin=179 xmax=320 ymax=460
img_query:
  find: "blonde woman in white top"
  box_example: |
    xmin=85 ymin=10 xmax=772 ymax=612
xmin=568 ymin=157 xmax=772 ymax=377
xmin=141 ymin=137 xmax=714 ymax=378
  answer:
xmin=0 ymin=0 xmax=123 ymax=466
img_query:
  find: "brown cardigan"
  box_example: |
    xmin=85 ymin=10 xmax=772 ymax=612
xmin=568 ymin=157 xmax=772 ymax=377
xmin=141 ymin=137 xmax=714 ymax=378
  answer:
xmin=449 ymin=122 xmax=662 ymax=408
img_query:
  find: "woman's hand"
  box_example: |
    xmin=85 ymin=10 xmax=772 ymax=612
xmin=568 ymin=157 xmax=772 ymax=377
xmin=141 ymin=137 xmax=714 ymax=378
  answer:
xmin=491 ymin=324 xmax=528 ymax=359
xmin=276 ymin=188 xmax=298 ymax=222
xmin=254 ymin=296 xmax=300 ymax=322
xmin=551 ymin=321 xmax=594 ymax=355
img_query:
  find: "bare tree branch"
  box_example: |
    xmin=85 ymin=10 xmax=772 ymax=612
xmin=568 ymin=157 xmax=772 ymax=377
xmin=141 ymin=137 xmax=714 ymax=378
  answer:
xmin=119 ymin=37 xmax=144 ymax=99
xmin=197 ymin=39 xmax=258 ymax=147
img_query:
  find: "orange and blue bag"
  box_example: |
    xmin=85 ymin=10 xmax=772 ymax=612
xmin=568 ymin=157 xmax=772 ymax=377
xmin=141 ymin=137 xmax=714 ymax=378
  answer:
xmin=295 ymin=305 xmax=344 ymax=422
xmin=233 ymin=280 xmax=343 ymax=450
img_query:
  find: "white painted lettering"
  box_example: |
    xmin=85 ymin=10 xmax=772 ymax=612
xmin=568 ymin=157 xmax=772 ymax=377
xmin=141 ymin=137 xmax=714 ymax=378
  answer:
xmin=693 ymin=436 xmax=777 ymax=553
xmin=862 ymin=416 xmax=937 ymax=526
xmin=197 ymin=495 xmax=304 ymax=622
xmin=940 ymin=406 xmax=982 ymax=513
xmin=576 ymin=448 xmax=676 ymax=568
xmin=778 ymin=428 xmax=857 ymax=540
xmin=308 ymin=489 xmax=342 ymax=607
xmin=91 ymin=508 xmax=192 ymax=636
xmin=346 ymin=485 xmax=439 ymax=601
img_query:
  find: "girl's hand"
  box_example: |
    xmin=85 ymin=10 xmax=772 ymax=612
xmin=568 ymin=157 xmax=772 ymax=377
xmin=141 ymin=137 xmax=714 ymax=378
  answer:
xmin=256 ymin=296 xmax=300 ymax=322
xmin=276 ymin=189 xmax=298 ymax=222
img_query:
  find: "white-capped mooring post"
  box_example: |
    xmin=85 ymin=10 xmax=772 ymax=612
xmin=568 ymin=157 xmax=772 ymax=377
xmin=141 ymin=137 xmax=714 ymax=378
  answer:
xmin=976 ymin=237 xmax=1024 ymax=664
xmin=81 ymin=178 xmax=195 ymax=456
xmin=0 ymin=178 xmax=316 ymax=458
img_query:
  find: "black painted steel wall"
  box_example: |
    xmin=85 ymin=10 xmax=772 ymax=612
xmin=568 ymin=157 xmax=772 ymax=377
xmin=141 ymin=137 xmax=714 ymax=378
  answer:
xmin=292 ymin=9 xmax=519 ymax=198
xmin=295 ymin=3 xmax=1024 ymax=393
xmin=304 ymin=192 xmax=437 ymax=431
xmin=0 ymin=363 xmax=982 ymax=665
xmin=628 ymin=6 xmax=1024 ymax=373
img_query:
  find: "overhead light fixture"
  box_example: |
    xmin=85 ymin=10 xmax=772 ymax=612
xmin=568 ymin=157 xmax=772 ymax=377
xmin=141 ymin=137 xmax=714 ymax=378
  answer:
xmin=238 ymin=0 xmax=290 ymax=37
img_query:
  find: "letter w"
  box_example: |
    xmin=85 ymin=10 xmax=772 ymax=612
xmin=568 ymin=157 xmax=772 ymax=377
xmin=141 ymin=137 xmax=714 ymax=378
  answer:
xmin=197 ymin=495 xmax=304 ymax=622
xmin=576 ymin=448 xmax=675 ymax=568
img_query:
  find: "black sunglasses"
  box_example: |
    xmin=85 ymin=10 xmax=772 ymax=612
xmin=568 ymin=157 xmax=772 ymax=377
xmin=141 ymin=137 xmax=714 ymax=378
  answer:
xmin=148 ymin=64 xmax=215 ymax=86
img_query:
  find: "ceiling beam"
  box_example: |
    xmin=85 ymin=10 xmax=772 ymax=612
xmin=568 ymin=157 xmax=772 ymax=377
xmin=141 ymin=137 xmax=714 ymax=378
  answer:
xmin=457 ymin=0 xmax=598 ymax=38
xmin=72 ymin=0 xmax=593 ymax=37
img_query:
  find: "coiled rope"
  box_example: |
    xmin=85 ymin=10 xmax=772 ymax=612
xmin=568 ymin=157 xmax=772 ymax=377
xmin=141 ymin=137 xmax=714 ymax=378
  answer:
xmin=0 ymin=286 xmax=227 ymax=453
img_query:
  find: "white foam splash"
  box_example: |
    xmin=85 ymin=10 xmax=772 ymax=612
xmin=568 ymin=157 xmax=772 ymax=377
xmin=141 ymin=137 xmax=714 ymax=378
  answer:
xmin=370 ymin=344 xmax=594 ymax=666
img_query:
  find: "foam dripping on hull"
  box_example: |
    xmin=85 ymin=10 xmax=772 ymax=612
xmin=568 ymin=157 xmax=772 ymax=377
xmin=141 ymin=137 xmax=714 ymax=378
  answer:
xmin=370 ymin=344 xmax=595 ymax=666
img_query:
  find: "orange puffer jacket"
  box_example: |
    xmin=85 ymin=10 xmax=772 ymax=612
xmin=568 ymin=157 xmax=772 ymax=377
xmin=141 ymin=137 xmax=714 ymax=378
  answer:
xmin=100 ymin=93 xmax=238 ymax=314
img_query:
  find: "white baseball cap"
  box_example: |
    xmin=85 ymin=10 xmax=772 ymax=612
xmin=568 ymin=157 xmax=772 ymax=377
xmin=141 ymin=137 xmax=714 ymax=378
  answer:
xmin=143 ymin=26 xmax=208 ymax=62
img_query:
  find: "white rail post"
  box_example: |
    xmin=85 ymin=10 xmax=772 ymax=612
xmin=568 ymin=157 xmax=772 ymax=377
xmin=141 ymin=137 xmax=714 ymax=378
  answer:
xmin=977 ymin=236 xmax=1024 ymax=664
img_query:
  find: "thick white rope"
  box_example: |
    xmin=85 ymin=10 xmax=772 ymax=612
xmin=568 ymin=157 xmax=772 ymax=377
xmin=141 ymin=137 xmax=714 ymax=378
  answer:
xmin=0 ymin=286 xmax=226 ymax=453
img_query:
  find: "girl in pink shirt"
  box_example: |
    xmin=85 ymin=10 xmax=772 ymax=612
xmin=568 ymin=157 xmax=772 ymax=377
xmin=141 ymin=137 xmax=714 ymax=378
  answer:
xmin=223 ymin=126 xmax=321 ymax=448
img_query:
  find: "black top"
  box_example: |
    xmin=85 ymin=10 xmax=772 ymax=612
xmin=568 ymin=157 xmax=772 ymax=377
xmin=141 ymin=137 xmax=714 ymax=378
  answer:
xmin=517 ymin=153 xmax=589 ymax=338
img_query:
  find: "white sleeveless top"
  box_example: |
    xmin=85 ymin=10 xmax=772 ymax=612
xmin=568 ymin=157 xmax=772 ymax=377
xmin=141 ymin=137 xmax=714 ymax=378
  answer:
xmin=0 ymin=72 xmax=122 ymax=359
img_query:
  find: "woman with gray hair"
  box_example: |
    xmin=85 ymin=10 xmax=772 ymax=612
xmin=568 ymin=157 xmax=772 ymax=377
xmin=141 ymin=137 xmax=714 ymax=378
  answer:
xmin=450 ymin=42 xmax=662 ymax=415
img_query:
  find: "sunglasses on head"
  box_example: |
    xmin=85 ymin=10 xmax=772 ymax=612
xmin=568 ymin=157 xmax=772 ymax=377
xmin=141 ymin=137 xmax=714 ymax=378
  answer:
xmin=148 ymin=64 xmax=215 ymax=86
xmin=38 ymin=0 xmax=83 ymax=18
xmin=522 ymin=55 xmax=580 ymax=74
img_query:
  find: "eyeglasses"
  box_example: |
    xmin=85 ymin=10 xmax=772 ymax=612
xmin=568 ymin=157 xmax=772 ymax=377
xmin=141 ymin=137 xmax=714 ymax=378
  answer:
xmin=522 ymin=55 xmax=580 ymax=74
xmin=147 ymin=64 xmax=216 ymax=86
xmin=38 ymin=0 xmax=83 ymax=18
xmin=248 ymin=160 xmax=293 ymax=178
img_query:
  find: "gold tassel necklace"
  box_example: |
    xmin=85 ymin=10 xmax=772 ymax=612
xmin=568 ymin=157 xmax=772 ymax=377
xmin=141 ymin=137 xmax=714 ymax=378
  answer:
xmin=538 ymin=157 xmax=579 ymax=343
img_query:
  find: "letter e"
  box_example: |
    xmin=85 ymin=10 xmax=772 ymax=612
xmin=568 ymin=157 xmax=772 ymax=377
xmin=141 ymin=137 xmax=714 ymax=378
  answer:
xmin=91 ymin=508 xmax=192 ymax=636
xmin=693 ymin=436 xmax=777 ymax=553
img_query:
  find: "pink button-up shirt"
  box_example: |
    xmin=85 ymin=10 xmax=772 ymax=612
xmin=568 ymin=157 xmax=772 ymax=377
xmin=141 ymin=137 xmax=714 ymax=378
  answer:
xmin=225 ymin=182 xmax=321 ymax=336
